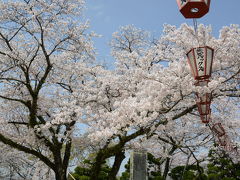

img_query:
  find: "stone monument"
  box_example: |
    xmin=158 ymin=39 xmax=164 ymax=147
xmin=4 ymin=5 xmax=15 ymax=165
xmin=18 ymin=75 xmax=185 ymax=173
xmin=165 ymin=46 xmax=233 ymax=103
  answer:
xmin=130 ymin=150 xmax=147 ymax=180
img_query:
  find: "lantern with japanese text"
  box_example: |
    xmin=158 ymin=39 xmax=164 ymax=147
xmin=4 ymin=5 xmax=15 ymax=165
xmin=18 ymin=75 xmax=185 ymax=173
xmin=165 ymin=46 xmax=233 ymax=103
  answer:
xmin=211 ymin=123 xmax=225 ymax=137
xmin=195 ymin=80 xmax=212 ymax=123
xmin=187 ymin=46 xmax=214 ymax=80
xmin=176 ymin=0 xmax=211 ymax=18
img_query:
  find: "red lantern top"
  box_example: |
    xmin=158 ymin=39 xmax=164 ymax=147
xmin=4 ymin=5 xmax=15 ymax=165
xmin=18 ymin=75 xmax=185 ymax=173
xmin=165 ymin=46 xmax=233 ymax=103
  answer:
xmin=176 ymin=0 xmax=211 ymax=18
xmin=187 ymin=46 xmax=214 ymax=80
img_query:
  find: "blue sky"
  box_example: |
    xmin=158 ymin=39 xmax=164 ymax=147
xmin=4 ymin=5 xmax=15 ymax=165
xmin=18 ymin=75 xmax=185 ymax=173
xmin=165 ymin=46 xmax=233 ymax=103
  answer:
xmin=84 ymin=0 xmax=240 ymax=66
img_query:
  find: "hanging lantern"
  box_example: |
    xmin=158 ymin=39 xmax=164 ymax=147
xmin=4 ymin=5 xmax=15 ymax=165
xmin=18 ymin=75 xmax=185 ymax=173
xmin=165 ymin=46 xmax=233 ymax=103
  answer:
xmin=199 ymin=112 xmax=211 ymax=123
xmin=187 ymin=46 xmax=214 ymax=80
xmin=196 ymin=99 xmax=211 ymax=122
xmin=194 ymin=79 xmax=209 ymax=87
xmin=199 ymin=114 xmax=211 ymax=123
xmin=196 ymin=96 xmax=211 ymax=123
xmin=195 ymin=79 xmax=212 ymax=123
xmin=218 ymin=135 xmax=227 ymax=146
xmin=195 ymin=80 xmax=212 ymax=104
xmin=224 ymin=143 xmax=234 ymax=152
xmin=176 ymin=0 xmax=211 ymax=18
xmin=211 ymin=123 xmax=225 ymax=137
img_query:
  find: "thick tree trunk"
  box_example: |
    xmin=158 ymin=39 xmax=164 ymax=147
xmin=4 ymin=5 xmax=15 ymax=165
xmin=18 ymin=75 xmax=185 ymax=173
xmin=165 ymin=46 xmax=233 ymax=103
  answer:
xmin=55 ymin=172 xmax=67 ymax=180
xmin=107 ymin=151 xmax=125 ymax=180
xmin=54 ymin=165 xmax=67 ymax=180
xmin=53 ymin=143 xmax=70 ymax=180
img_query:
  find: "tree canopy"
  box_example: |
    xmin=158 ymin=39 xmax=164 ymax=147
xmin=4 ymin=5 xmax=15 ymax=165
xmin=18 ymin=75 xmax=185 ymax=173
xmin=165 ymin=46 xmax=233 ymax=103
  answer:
xmin=0 ymin=0 xmax=239 ymax=180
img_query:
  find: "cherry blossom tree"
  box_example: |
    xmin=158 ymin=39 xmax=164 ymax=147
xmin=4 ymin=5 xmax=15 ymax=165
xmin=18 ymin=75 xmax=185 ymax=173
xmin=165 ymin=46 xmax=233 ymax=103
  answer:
xmin=79 ymin=24 xmax=239 ymax=179
xmin=0 ymin=145 xmax=36 ymax=179
xmin=0 ymin=1 xmax=239 ymax=180
xmin=0 ymin=0 xmax=96 ymax=179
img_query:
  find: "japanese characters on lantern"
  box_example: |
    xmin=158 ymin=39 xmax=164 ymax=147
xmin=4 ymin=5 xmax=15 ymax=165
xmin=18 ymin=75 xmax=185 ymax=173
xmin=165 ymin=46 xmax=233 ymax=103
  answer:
xmin=187 ymin=46 xmax=214 ymax=123
xmin=177 ymin=0 xmax=237 ymax=155
xmin=187 ymin=46 xmax=214 ymax=80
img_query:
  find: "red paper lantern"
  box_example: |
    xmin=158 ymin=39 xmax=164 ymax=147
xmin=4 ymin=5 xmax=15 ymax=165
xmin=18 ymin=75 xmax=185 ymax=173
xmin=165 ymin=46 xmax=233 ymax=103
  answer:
xmin=218 ymin=135 xmax=227 ymax=146
xmin=211 ymin=123 xmax=225 ymax=137
xmin=195 ymin=80 xmax=211 ymax=123
xmin=176 ymin=0 xmax=211 ymax=18
xmin=187 ymin=46 xmax=214 ymax=80
xmin=195 ymin=81 xmax=212 ymax=105
xmin=196 ymin=100 xmax=211 ymax=118
xmin=199 ymin=112 xmax=211 ymax=123
xmin=194 ymin=79 xmax=209 ymax=87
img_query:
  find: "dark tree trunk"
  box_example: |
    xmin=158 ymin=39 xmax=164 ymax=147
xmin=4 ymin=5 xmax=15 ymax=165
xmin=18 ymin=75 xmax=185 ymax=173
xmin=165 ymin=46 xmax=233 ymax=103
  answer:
xmin=55 ymin=171 xmax=67 ymax=180
xmin=54 ymin=163 xmax=68 ymax=180
xmin=108 ymin=151 xmax=125 ymax=180
xmin=53 ymin=142 xmax=71 ymax=180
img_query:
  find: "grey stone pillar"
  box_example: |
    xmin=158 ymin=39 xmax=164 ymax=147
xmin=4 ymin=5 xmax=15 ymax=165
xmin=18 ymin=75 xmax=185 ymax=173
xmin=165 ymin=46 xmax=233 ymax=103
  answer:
xmin=130 ymin=150 xmax=147 ymax=180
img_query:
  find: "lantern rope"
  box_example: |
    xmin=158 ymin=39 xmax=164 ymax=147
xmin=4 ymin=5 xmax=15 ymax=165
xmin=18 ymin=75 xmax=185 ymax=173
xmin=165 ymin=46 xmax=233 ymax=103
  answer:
xmin=193 ymin=18 xmax=200 ymax=46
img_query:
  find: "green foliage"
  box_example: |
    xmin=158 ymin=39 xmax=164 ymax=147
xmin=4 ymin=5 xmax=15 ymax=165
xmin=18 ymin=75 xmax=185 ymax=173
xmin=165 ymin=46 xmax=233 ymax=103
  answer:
xmin=169 ymin=165 xmax=206 ymax=180
xmin=119 ymin=172 xmax=130 ymax=180
xmin=168 ymin=147 xmax=240 ymax=180
xmin=69 ymin=149 xmax=240 ymax=180
xmin=147 ymin=153 xmax=164 ymax=180
xmin=206 ymin=149 xmax=240 ymax=180
xmin=69 ymin=159 xmax=112 ymax=180
xmin=119 ymin=159 xmax=130 ymax=180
